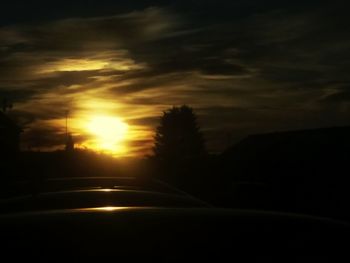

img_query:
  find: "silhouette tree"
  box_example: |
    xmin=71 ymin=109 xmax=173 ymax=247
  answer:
xmin=153 ymin=105 xmax=206 ymax=161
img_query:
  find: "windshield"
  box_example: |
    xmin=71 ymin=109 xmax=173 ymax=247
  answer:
xmin=0 ymin=1 xmax=349 ymax=222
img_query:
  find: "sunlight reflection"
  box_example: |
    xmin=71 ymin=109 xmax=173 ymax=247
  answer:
xmin=79 ymin=207 xmax=131 ymax=212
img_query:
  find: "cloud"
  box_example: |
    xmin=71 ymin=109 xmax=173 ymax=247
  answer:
xmin=0 ymin=7 xmax=179 ymax=50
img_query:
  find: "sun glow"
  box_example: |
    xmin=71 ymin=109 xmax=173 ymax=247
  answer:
xmin=86 ymin=116 xmax=129 ymax=155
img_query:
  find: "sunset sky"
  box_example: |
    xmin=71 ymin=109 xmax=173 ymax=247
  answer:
xmin=0 ymin=1 xmax=349 ymax=157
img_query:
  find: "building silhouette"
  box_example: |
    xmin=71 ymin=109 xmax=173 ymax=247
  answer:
xmin=0 ymin=111 xmax=22 ymax=155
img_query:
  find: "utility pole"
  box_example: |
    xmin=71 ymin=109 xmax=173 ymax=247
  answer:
xmin=64 ymin=110 xmax=74 ymax=152
xmin=65 ymin=110 xmax=69 ymax=141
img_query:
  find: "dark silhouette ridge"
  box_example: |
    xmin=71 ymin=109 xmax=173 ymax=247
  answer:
xmin=218 ymin=126 xmax=350 ymax=220
xmin=222 ymin=125 xmax=350 ymax=181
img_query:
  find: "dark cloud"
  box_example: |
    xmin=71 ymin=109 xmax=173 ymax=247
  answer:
xmin=0 ymin=7 xmax=179 ymax=53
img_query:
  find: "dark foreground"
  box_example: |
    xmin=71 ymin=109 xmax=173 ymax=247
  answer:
xmin=0 ymin=177 xmax=349 ymax=262
xmin=1 ymin=208 xmax=349 ymax=261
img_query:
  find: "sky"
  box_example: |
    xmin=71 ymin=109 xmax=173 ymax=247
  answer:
xmin=0 ymin=0 xmax=349 ymax=156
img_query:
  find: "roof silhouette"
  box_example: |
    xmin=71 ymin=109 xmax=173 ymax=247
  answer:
xmin=223 ymin=126 xmax=350 ymax=160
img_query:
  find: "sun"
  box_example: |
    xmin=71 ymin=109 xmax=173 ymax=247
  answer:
xmin=86 ymin=116 xmax=129 ymax=155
